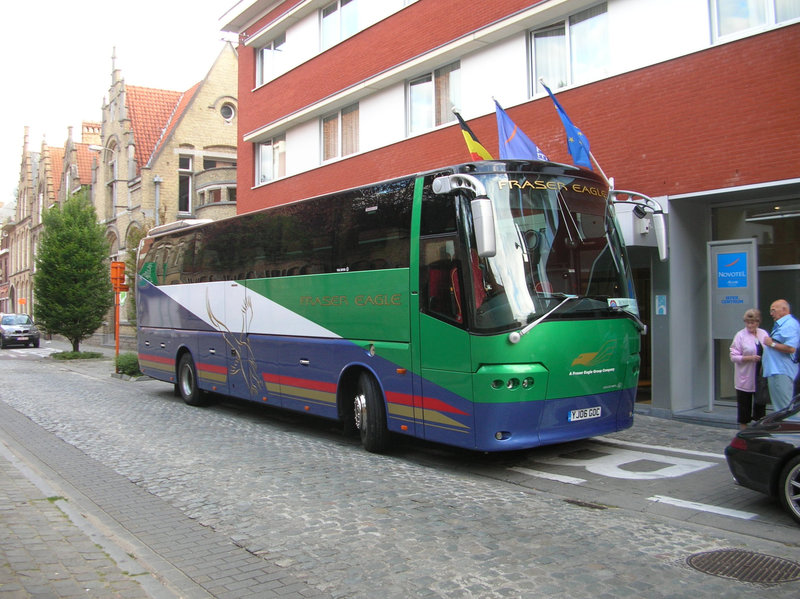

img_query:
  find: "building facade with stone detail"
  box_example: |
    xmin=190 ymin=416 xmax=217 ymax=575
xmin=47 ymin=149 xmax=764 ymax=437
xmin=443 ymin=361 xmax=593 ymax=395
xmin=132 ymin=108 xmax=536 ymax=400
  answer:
xmin=90 ymin=42 xmax=239 ymax=345
xmin=5 ymin=43 xmax=238 ymax=348
xmin=4 ymin=123 xmax=101 ymax=316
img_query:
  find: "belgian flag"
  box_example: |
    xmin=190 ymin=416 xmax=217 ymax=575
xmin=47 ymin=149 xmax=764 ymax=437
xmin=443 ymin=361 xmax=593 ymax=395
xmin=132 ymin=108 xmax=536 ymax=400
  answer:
xmin=454 ymin=111 xmax=493 ymax=161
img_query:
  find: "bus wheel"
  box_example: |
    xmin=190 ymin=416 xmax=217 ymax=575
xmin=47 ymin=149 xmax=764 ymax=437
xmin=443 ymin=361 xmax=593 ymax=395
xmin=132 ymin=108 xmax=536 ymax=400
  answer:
xmin=177 ymin=354 xmax=209 ymax=407
xmin=353 ymin=372 xmax=390 ymax=453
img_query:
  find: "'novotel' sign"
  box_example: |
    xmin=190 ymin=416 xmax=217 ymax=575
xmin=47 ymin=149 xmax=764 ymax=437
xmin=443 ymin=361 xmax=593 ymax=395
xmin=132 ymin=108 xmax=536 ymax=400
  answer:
xmin=717 ymin=252 xmax=747 ymax=288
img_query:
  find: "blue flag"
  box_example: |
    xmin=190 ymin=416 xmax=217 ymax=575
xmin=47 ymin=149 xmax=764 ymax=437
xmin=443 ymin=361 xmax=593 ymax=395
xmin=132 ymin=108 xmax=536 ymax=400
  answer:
xmin=494 ymin=100 xmax=548 ymax=161
xmin=540 ymin=82 xmax=592 ymax=170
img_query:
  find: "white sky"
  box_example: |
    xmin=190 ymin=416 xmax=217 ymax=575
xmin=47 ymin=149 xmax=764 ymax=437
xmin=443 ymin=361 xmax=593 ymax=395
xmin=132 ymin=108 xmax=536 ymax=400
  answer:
xmin=0 ymin=0 xmax=239 ymax=220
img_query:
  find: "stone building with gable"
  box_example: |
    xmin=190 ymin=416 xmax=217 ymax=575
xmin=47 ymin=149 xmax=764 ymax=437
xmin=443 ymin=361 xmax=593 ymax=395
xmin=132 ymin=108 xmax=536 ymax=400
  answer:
xmin=92 ymin=42 xmax=238 ymax=345
xmin=93 ymin=42 xmax=238 ymax=266
xmin=5 ymin=122 xmax=100 ymax=317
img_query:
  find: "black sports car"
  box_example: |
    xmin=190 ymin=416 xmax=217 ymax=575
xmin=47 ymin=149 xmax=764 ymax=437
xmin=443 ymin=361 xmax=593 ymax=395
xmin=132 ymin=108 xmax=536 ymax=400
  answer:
xmin=725 ymin=394 xmax=800 ymax=525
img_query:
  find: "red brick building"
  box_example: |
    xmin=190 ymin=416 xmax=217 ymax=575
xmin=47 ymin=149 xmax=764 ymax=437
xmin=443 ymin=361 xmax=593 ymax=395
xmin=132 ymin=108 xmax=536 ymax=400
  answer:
xmin=222 ymin=0 xmax=800 ymax=419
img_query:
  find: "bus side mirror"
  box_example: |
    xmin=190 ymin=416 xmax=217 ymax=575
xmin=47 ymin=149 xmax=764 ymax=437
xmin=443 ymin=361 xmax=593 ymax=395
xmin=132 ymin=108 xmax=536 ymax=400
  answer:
xmin=471 ymin=198 xmax=496 ymax=258
xmin=652 ymin=212 xmax=668 ymax=262
xmin=433 ymin=174 xmax=497 ymax=258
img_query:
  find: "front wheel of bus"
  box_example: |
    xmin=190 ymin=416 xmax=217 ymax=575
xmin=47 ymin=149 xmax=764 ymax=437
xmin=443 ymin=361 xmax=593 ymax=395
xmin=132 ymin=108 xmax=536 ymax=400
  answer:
xmin=353 ymin=372 xmax=390 ymax=453
xmin=177 ymin=354 xmax=209 ymax=407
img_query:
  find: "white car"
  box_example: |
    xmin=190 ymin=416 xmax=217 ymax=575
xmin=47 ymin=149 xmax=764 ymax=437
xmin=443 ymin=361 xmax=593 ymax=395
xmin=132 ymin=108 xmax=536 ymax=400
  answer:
xmin=0 ymin=313 xmax=41 ymax=348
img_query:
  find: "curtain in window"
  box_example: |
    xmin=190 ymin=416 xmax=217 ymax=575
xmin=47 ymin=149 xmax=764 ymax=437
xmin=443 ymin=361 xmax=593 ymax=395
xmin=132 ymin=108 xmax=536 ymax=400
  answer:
xmin=258 ymin=142 xmax=274 ymax=183
xmin=409 ymin=75 xmax=432 ymax=134
xmin=777 ymin=0 xmax=800 ymax=21
xmin=434 ymin=63 xmax=459 ymax=127
xmin=570 ymin=4 xmax=608 ymax=84
xmin=323 ymin=114 xmax=340 ymax=161
xmin=273 ymin=136 xmax=286 ymax=178
xmin=534 ymin=26 xmax=567 ymax=91
xmin=321 ymin=3 xmax=339 ymax=49
xmin=716 ymin=0 xmax=766 ymax=36
xmin=341 ymin=105 xmax=359 ymax=156
xmin=341 ymin=0 xmax=359 ymax=39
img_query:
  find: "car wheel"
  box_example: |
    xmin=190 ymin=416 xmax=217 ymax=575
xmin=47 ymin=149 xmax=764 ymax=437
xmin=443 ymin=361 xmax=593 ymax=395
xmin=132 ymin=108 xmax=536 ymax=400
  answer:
xmin=177 ymin=354 xmax=210 ymax=407
xmin=353 ymin=372 xmax=390 ymax=453
xmin=33 ymin=339 xmax=40 ymax=348
xmin=779 ymin=455 xmax=800 ymax=525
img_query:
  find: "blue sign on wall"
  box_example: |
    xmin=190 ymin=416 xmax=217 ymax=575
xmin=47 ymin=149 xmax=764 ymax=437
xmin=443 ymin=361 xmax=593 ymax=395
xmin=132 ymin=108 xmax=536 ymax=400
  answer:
xmin=717 ymin=252 xmax=747 ymax=288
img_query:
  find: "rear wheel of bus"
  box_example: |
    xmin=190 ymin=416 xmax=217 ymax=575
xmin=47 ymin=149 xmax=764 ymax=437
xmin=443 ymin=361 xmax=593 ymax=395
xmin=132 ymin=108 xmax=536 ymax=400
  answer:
xmin=177 ymin=353 xmax=211 ymax=407
xmin=353 ymin=372 xmax=390 ymax=453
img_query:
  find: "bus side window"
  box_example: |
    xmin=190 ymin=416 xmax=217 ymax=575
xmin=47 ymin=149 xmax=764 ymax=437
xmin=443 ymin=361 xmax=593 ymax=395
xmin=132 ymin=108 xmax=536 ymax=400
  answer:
xmin=420 ymin=238 xmax=463 ymax=324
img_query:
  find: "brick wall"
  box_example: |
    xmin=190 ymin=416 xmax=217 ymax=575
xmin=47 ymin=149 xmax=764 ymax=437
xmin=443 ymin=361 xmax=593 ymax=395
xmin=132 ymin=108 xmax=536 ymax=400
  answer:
xmin=238 ymin=17 xmax=800 ymax=214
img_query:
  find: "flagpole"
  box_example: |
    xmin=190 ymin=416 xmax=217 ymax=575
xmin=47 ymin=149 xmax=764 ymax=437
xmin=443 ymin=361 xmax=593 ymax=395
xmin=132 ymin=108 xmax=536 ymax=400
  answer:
xmin=589 ymin=151 xmax=612 ymax=190
xmin=539 ymin=78 xmax=613 ymax=189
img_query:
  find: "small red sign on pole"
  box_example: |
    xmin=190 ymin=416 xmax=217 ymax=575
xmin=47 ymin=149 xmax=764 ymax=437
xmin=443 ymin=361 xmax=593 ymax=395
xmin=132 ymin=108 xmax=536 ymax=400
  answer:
xmin=110 ymin=261 xmax=126 ymax=371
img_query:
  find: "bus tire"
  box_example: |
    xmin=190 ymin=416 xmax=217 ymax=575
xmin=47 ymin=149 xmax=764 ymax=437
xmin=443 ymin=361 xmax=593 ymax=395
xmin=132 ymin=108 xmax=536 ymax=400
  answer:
xmin=353 ymin=372 xmax=390 ymax=453
xmin=177 ymin=353 xmax=210 ymax=407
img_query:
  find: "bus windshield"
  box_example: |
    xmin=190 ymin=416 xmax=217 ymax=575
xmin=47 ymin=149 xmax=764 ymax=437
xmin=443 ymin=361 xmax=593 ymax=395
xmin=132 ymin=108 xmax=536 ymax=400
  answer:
xmin=465 ymin=171 xmax=636 ymax=333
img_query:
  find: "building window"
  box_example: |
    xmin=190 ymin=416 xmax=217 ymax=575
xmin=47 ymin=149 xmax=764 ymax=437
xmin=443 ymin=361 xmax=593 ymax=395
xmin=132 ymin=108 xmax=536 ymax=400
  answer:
xmin=203 ymin=158 xmax=237 ymax=170
xmin=407 ymin=62 xmax=460 ymax=135
xmin=256 ymin=33 xmax=286 ymax=86
xmin=322 ymin=104 xmax=359 ymax=161
xmin=712 ymin=0 xmax=800 ymax=38
xmin=220 ymin=102 xmax=236 ymax=121
xmin=106 ymin=147 xmax=118 ymax=215
xmin=256 ymin=135 xmax=286 ymax=185
xmin=228 ymin=187 xmax=237 ymax=204
xmin=531 ymin=3 xmax=608 ymax=93
xmin=321 ymin=0 xmax=359 ymax=50
xmin=179 ymin=155 xmax=192 ymax=213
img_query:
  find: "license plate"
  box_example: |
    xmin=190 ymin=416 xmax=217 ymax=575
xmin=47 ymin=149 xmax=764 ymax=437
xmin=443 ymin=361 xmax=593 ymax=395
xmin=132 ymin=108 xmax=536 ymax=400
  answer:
xmin=16 ymin=336 xmax=28 ymax=341
xmin=568 ymin=406 xmax=601 ymax=422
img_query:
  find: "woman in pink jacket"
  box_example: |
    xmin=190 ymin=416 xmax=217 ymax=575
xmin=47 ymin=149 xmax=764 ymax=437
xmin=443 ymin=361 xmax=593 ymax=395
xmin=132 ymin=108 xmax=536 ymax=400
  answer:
xmin=729 ymin=308 xmax=769 ymax=429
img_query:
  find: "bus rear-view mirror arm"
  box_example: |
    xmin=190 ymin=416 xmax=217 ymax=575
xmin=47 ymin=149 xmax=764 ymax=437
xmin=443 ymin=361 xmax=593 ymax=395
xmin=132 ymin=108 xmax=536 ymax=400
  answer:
xmin=610 ymin=190 xmax=668 ymax=262
xmin=432 ymin=174 xmax=496 ymax=258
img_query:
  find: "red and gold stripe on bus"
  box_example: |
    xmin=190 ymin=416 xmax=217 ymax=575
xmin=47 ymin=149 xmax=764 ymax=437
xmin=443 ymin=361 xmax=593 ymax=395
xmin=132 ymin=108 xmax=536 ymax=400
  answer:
xmin=262 ymin=373 xmax=337 ymax=406
xmin=138 ymin=353 xmax=175 ymax=374
xmin=386 ymin=391 xmax=470 ymax=430
xmin=197 ymin=362 xmax=228 ymax=384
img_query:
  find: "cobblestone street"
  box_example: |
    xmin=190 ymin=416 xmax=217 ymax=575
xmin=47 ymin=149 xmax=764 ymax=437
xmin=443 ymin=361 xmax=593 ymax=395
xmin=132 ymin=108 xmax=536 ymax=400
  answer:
xmin=1 ymin=344 xmax=799 ymax=598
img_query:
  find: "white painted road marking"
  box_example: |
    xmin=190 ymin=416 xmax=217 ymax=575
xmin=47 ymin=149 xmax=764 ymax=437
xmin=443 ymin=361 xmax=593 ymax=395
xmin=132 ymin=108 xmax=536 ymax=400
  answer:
xmin=594 ymin=437 xmax=725 ymax=460
xmin=509 ymin=467 xmax=586 ymax=485
xmin=648 ymin=495 xmax=757 ymax=520
xmin=535 ymin=446 xmax=716 ymax=480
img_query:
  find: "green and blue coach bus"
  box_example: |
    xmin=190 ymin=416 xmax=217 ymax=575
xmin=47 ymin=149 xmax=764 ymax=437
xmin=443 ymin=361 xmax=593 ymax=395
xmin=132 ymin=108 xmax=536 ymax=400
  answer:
xmin=136 ymin=159 xmax=663 ymax=453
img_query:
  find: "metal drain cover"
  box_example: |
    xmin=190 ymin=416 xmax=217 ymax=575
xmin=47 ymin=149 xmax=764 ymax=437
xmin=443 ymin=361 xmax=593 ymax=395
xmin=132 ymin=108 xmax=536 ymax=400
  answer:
xmin=687 ymin=549 xmax=800 ymax=584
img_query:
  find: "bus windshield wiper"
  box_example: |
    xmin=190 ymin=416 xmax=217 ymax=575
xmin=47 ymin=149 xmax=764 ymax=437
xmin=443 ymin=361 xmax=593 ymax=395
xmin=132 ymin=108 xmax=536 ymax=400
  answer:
xmin=606 ymin=301 xmax=647 ymax=334
xmin=508 ymin=295 xmax=578 ymax=344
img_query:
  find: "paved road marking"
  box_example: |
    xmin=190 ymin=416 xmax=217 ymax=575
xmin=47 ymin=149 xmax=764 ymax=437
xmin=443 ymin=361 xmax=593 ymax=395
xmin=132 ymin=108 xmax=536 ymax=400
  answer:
xmin=648 ymin=495 xmax=757 ymax=520
xmin=509 ymin=467 xmax=586 ymax=485
xmin=535 ymin=446 xmax=716 ymax=480
xmin=594 ymin=437 xmax=725 ymax=460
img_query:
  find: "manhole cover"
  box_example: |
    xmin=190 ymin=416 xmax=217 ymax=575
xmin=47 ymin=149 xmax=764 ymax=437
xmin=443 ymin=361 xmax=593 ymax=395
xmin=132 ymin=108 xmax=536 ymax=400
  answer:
xmin=687 ymin=549 xmax=800 ymax=584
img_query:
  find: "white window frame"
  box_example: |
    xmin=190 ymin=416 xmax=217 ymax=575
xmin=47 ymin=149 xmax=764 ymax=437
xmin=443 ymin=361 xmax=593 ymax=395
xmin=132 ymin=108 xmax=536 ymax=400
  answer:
xmin=256 ymin=32 xmax=286 ymax=87
xmin=530 ymin=3 xmax=608 ymax=94
xmin=407 ymin=62 xmax=460 ymax=135
xmin=256 ymin=135 xmax=286 ymax=185
xmin=178 ymin=155 xmax=193 ymax=214
xmin=711 ymin=0 xmax=800 ymax=40
xmin=321 ymin=0 xmax=359 ymax=50
xmin=321 ymin=104 xmax=359 ymax=162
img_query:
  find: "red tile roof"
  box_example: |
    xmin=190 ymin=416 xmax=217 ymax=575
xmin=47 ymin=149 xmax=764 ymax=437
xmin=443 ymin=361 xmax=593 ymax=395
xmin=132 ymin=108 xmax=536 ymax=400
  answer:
xmin=151 ymin=82 xmax=202 ymax=160
xmin=47 ymin=146 xmax=65 ymax=201
xmin=125 ymin=86 xmax=183 ymax=174
xmin=75 ymin=143 xmax=94 ymax=184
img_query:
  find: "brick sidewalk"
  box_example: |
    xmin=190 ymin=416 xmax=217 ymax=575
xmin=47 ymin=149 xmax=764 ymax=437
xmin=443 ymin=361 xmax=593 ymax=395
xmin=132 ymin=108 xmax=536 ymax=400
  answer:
xmin=0 ymin=450 xmax=147 ymax=598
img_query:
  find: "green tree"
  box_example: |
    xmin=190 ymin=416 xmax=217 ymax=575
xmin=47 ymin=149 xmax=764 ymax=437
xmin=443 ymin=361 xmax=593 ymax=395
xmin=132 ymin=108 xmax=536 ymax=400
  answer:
xmin=34 ymin=191 xmax=113 ymax=352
